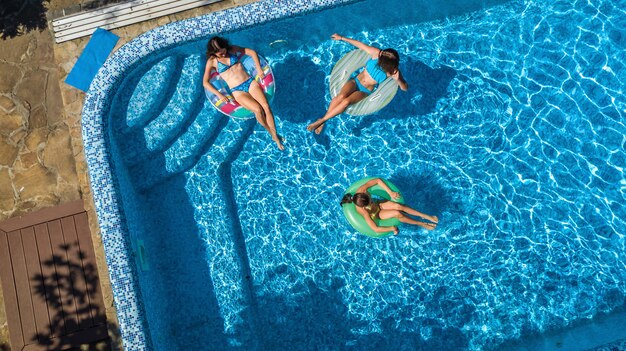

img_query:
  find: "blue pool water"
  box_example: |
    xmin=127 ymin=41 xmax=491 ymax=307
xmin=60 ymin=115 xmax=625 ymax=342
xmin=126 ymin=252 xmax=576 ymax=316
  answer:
xmin=108 ymin=0 xmax=626 ymax=350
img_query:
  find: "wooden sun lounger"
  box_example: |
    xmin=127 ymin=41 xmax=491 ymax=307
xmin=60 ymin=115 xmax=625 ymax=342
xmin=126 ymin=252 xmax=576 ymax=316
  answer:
xmin=52 ymin=0 xmax=225 ymax=43
xmin=0 ymin=201 xmax=110 ymax=351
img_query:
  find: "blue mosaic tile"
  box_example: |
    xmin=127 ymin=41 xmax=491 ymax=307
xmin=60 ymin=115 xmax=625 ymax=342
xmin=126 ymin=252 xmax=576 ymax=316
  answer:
xmin=81 ymin=0 xmax=357 ymax=350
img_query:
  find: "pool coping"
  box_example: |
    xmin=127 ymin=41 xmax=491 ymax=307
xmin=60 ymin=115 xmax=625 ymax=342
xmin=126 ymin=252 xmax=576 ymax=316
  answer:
xmin=81 ymin=0 xmax=357 ymax=349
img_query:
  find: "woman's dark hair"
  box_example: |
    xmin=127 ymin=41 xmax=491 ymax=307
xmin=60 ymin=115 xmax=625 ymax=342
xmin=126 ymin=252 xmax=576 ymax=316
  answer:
xmin=378 ymin=48 xmax=400 ymax=74
xmin=340 ymin=192 xmax=371 ymax=207
xmin=206 ymin=36 xmax=231 ymax=58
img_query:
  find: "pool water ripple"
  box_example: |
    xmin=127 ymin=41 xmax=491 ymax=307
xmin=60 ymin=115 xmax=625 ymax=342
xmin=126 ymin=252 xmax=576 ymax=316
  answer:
xmin=112 ymin=0 xmax=626 ymax=349
xmin=230 ymin=1 xmax=625 ymax=349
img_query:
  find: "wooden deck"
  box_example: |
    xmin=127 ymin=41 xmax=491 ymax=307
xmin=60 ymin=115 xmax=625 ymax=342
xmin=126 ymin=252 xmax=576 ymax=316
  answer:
xmin=0 ymin=201 xmax=110 ymax=351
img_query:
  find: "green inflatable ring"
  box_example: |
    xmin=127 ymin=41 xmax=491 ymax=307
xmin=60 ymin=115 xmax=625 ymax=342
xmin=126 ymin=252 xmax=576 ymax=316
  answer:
xmin=341 ymin=177 xmax=405 ymax=238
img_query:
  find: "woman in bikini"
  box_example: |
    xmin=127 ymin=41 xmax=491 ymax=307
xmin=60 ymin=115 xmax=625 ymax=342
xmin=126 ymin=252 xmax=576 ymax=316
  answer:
xmin=203 ymin=36 xmax=284 ymax=150
xmin=340 ymin=178 xmax=438 ymax=235
xmin=307 ymin=33 xmax=409 ymax=134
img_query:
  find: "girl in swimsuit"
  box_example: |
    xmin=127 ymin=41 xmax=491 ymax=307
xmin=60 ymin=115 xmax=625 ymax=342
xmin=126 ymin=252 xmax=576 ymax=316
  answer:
xmin=340 ymin=178 xmax=438 ymax=235
xmin=307 ymin=33 xmax=409 ymax=134
xmin=203 ymin=36 xmax=284 ymax=150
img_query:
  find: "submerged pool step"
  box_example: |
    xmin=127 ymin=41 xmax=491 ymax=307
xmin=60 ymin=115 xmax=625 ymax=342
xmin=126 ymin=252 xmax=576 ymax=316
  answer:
xmin=131 ymin=100 xmax=230 ymax=191
xmin=183 ymin=122 xmax=261 ymax=348
xmin=118 ymin=55 xmax=205 ymax=167
xmin=122 ymin=56 xmax=185 ymax=131
xmin=185 ymin=172 xmax=260 ymax=349
xmin=202 ymin=118 xmax=257 ymax=168
xmin=110 ymin=55 xmax=184 ymax=144
xmin=134 ymin=115 xmax=255 ymax=192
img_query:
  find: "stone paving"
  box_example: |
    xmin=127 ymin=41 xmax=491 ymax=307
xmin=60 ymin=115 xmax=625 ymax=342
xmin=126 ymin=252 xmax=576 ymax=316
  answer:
xmin=0 ymin=24 xmax=83 ymax=351
xmin=0 ymin=0 xmax=257 ymax=349
xmin=0 ymin=29 xmax=76 ymax=221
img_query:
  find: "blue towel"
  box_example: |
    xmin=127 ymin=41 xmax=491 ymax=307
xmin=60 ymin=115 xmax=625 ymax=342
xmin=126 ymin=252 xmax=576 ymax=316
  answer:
xmin=65 ymin=28 xmax=119 ymax=92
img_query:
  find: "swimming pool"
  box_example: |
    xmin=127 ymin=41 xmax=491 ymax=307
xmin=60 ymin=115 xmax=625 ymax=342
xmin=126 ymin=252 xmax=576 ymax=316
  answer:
xmin=83 ymin=0 xmax=626 ymax=350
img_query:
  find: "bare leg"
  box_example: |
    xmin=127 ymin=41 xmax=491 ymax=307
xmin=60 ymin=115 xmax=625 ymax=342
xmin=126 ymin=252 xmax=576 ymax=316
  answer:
xmin=314 ymin=84 xmax=357 ymax=133
xmin=314 ymin=90 xmax=367 ymax=134
xmin=379 ymin=209 xmax=436 ymax=231
xmin=233 ymin=91 xmax=266 ymax=127
xmin=247 ymin=81 xmax=284 ymax=150
xmin=314 ymin=94 xmax=344 ymax=134
xmin=233 ymin=91 xmax=283 ymax=150
xmin=307 ymin=85 xmax=350 ymax=132
xmin=307 ymin=80 xmax=367 ymax=134
xmin=399 ymin=217 xmax=436 ymax=230
xmin=380 ymin=201 xmax=438 ymax=223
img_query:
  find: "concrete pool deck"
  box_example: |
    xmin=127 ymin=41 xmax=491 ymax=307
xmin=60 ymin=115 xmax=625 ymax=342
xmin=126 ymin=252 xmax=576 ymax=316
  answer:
xmin=0 ymin=0 xmax=258 ymax=349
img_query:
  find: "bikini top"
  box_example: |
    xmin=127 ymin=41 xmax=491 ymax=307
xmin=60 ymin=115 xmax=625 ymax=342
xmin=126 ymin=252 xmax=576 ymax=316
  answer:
xmin=216 ymin=52 xmax=241 ymax=73
xmin=365 ymin=59 xmax=388 ymax=84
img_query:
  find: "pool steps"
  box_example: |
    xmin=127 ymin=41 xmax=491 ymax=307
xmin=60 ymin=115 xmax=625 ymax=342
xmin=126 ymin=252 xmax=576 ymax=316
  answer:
xmin=117 ymin=55 xmax=204 ymax=166
xmin=123 ymin=56 xmax=184 ymax=131
xmin=142 ymin=56 xmax=205 ymax=151
xmin=184 ymin=119 xmax=262 ymax=349
xmin=112 ymin=52 xmax=267 ymax=348
xmin=129 ymin=99 xmax=251 ymax=191
xmin=112 ymin=55 xmax=185 ymax=164
xmin=129 ymin=100 xmax=229 ymax=191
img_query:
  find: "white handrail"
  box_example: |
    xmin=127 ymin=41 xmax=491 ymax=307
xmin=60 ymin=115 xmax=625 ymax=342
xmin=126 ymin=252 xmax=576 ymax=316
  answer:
xmin=52 ymin=0 xmax=223 ymax=43
xmin=54 ymin=0 xmax=189 ymax=31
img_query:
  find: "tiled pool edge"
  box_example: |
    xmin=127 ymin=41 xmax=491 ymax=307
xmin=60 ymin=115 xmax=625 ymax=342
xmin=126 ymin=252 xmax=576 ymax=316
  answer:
xmin=81 ymin=1 xmax=357 ymax=349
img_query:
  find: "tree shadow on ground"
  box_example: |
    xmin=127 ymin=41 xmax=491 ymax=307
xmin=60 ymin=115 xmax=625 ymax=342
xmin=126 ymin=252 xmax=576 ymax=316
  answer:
xmin=354 ymin=59 xmax=457 ymax=135
xmin=0 ymin=0 xmax=48 ymax=39
xmin=251 ymin=271 xmax=469 ymax=350
xmin=30 ymin=241 xmax=120 ymax=350
xmin=82 ymin=0 xmax=126 ymax=10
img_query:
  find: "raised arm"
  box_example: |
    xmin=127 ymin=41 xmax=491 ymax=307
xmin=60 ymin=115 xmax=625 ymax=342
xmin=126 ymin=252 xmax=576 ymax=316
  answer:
xmin=355 ymin=178 xmax=380 ymax=194
xmin=242 ymin=46 xmax=265 ymax=79
xmin=392 ymin=69 xmax=408 ymax=91
xmin=356 ymin=178 xmax=401 ymax=200
xmin=356 ymin=206 xmax=399 ymax=235
xmin=331 ymin=33 xmax=380 ymax=58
